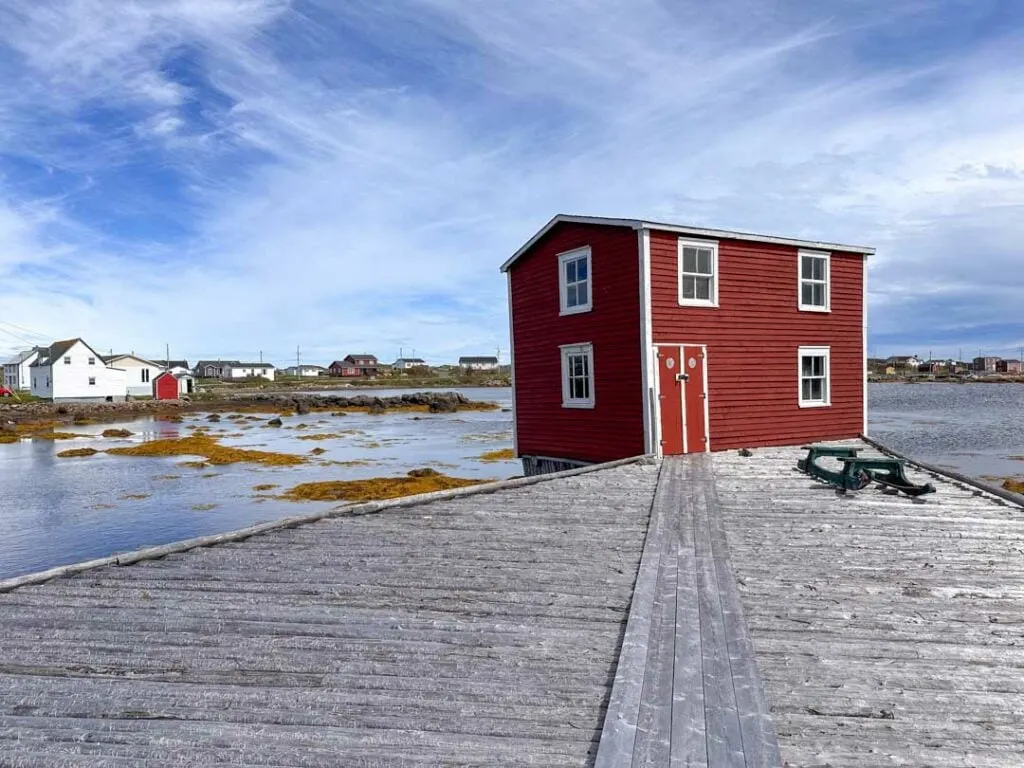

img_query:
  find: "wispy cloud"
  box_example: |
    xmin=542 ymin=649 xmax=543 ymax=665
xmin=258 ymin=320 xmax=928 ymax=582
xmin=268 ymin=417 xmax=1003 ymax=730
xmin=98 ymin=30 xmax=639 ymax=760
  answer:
xmin=0 ymin=0 xmax=1022 ymax=364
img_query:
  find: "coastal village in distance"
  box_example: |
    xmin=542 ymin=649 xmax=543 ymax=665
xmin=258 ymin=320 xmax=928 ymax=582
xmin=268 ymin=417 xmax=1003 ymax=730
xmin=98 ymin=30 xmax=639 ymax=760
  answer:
xmin=2 ymin=342 xmax=509 ymax=402
xmin=870 ymin=353 xmax=1024 ymax=381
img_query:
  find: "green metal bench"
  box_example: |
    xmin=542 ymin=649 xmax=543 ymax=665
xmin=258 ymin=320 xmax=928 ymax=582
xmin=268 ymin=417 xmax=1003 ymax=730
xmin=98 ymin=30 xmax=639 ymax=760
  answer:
xmin=798 ymin=446 xmax=936 ymax=496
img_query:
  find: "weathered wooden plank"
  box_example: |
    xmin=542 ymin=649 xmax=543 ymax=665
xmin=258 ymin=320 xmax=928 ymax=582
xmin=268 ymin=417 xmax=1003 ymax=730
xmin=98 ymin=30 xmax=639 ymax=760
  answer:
xmin=691 ymin=458 xmax=748 ymax=767
xmin=698 ymin=453 xmax=781 ymax=768
xmin=671 ymin=458 xmax=707 ymax=768
xmin=593 ymin=462 xmax=670 ymax=767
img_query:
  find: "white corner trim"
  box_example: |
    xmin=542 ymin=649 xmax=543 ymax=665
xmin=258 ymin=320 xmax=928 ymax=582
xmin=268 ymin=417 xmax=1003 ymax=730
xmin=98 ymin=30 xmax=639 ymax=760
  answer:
xmin=797 ymin=345 xmax=832 ymax=408
xmin=677 ymin=237 xmax=719 ymax=308
xmin=862 ymin=254 xmax=869 ymax=435
xmin=557 ymin=246 xmax=592 ymax=316
xmin=797 ymin=249 xmax=831 ymax=313
xmin=506 ymin=272 xmax=518 ymax=455
xmin=638 ymin=228 xmax=654 ymax=454
xmin=560 ymin=342 xmax=595 ymax=409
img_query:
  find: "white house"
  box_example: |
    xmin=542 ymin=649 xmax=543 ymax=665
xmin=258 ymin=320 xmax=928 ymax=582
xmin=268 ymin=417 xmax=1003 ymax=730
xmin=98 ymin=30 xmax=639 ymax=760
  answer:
xmin=282 ymin=365 xmax=326 ymax=377
xmin=393 ymin=357 xmax=427 ymax=371
xmin=192 ymin=360 xmax=276 ymax=380
xmin=3 ymin=348 xmax=41 ymax=391
xmin=30 ymin=339 xmax=128 ymax=402
xmin=225 ymin=362 xmax=276 ymax=381
xmin=103 ymin=354 xmax=164 ymax=398
xmin=458 ymin=355 xmax=499 ymax=372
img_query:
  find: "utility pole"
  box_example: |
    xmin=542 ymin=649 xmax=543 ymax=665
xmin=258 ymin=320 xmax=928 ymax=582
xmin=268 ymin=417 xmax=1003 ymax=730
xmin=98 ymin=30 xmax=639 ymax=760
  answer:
xmin=259 ymin=350 xmax=263 ymax=364
xmin=296 ymin=345 xmax=301 ymax=370
xmin=165 ymin=343 xmax=170 ymax=370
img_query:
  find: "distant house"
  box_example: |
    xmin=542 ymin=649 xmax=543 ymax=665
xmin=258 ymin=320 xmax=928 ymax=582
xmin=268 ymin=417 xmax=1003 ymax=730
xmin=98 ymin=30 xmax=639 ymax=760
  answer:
xmin=225 ymin=363 xmax=276 ymax=381
xmin=885 ymin=355 xmax=921 ymax=369
xmin=30 ymin=339 xmax=127 ymax=402
xmin=103 ymin=354 xmax=165 ymax=398
xmin=917 ymin=360 xmax=946 ymax=374
xmin=393 ymin=357 xmax=427 ymax=372
xmin=996 ymin=359 xmax=1021 ymax=374
xmin=194 ymin=360 xmax=233 ymax=378
xmin=3 ymin=347 xmax=41 ymax=391
xmin=193 ymin=360 xmax=276 ymax=380
xmin=458 ymin=356 xmax=499 ymax=371
xmin=283 ymin=365 xmax=326 ymax=377
xmin=973 ymin=356 xmax=1001 ymax=373
xmin=329 ymin=355 xmax=379 ymax=377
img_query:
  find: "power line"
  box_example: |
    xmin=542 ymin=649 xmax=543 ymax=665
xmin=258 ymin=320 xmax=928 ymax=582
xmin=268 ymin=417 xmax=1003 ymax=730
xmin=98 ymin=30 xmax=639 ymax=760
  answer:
xmin=0 ymin=319 xmax=50 ymax=341
xmin=0 ymin=325 xmax=37 ymax=347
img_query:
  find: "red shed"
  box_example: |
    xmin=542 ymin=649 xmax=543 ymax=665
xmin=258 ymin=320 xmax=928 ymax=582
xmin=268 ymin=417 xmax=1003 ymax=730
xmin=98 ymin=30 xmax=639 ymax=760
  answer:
xmin=502 ymin=215 xmax=873 ymax=475
xmin=153 ymin=371 xmax=180 ymax=400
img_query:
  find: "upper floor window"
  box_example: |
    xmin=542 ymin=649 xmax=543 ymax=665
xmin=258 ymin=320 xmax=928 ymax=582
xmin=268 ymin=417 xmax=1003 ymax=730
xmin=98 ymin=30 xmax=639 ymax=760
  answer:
xmin=558 ymin=246 xmax=591 ymax=315
xmin=798 ymin=346 xmax=830 ymax=407
xmin=63 ymin=356 xmax=71 ymax=364
xmin=88 ymin=377 xmax=96 ymax=386
xmin=88 ymin=357 xmax=96 ymax=365
xmin=678 ymin=238 xmax=718 ymax=307
xmin=142 ymin=369 xmax=150 ymax=383
xmin=560 ymin=343 xmax=595 ymax=408
xmin=799 ymin=250 xmax=830 ymax=312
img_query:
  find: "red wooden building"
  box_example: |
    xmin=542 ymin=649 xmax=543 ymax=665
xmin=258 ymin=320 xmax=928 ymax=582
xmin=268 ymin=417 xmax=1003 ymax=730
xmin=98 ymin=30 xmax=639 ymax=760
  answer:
xmin=502 ymin=215 xmax=873 ymax=474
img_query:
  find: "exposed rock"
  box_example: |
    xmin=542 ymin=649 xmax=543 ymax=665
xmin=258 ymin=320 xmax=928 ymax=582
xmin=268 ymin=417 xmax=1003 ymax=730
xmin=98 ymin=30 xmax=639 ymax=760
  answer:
xmin=206 ymin=414 xmax=221 ymax=422
xmin=368 ymin=399 xmax=387 ymax=415
xmin=408 ymin=467 xmax=440 ymax=478
xmin=294 ymin=399 xmax=310 ymax=415
xmin=267 ymin=417 xmax=283 ymax=427
xmin=428 ymin=399 xmax=458 ymax=413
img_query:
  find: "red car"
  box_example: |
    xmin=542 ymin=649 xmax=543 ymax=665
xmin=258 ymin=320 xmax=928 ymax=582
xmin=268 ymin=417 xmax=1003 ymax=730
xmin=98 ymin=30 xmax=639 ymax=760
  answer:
xmin=0 ymin=386 xmax=15 ymax=397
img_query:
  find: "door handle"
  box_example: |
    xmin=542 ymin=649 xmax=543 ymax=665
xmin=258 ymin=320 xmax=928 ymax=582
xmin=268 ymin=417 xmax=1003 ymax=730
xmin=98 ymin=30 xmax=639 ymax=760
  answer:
xmin=676 ymin=373 xmax=689 ymax=382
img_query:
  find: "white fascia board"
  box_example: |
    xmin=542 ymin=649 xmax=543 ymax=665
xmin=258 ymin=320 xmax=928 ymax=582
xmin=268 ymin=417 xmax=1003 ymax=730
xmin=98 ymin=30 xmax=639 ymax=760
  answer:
xmin=500 ymin=214 xmax=875 ymax=272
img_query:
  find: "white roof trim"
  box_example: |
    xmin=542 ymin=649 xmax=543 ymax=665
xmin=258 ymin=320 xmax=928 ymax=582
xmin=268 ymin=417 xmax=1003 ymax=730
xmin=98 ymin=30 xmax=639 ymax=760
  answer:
xmin=500 ymin=214 xmax=876 ymax=272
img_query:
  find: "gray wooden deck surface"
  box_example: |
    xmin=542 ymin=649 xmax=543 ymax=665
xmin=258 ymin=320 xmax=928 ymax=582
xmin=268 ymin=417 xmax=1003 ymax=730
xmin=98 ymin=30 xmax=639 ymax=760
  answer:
xmin=0 ymin=462 xmax=658 ymax=767
xmin=595 ymin=454 xmax=780 ymax=768
xmin=7 ymin=443 xmax=1024 ymax=767
xmin=714 ymin=444 xmax=1024 ymax=767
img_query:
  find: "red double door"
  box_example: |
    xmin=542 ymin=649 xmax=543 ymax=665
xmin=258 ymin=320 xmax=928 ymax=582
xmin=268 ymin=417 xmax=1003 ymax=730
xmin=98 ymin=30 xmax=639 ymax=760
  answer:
xmin=656 ymin=344 xmax=708 ymax=455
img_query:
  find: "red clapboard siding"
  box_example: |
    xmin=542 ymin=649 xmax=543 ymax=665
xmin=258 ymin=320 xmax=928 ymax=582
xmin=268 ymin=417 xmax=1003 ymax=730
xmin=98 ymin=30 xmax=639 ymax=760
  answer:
xmin=650 ymin=230 xmax=865 ymax=450
xmin=509 ymin=222 xmax=644 ymax=462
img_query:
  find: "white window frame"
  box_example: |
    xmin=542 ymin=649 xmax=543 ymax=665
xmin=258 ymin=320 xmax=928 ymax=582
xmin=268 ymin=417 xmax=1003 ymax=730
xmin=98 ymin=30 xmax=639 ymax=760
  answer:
xmin=142 ymin=369 xmax=150 ymax=383
xmin=798 ymin=249 xmax=831 ymax=312
xmin=64 ymin=356 xmax=71 ymax=365
xmin=798 ymin=346 xmax=831 ymax=408
xmin=558 ymin=246 xmax=592 ymax=315
xmin=677 ymin=237 xmax=719 ymax=308
xmin=88 ymin=376 xmax=96 ymax=386
xmin=560 ymin=343 xmax=595 ymax=409
xmin=88 ymin=357 xmax=96 ymax=365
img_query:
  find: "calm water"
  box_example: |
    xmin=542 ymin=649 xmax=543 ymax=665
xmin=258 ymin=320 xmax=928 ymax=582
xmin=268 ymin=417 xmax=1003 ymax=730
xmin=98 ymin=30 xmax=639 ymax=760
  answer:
xmin=0 ymin=388 xmax=514 ymax=579
xmin=4 ymin=383 xmax=1021 ymax=580
xmin=868 ymin=382 xmax=1024 ymax=480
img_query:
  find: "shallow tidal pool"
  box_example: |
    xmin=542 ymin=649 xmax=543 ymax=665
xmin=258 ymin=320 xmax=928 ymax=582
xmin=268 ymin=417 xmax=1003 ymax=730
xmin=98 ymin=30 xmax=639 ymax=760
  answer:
xmin=0 ymin=389 xmax=514 ymax=580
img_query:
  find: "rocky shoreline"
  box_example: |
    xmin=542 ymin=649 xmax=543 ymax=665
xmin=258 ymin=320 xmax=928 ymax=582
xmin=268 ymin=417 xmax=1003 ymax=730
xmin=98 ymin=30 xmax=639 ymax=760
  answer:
xmin=0 ymin=391 xmax=497 ymax=428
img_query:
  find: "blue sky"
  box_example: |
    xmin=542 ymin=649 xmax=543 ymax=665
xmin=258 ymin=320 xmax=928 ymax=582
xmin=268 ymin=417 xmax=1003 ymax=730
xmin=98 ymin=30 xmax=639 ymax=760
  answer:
xmin=0 ymin=0 xmax=1022 ymax=365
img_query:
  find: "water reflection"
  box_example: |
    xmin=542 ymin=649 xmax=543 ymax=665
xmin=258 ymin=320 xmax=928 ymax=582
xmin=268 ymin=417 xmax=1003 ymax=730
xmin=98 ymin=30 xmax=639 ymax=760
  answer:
xmin=0 ymin=388 xmax=514 ymax=579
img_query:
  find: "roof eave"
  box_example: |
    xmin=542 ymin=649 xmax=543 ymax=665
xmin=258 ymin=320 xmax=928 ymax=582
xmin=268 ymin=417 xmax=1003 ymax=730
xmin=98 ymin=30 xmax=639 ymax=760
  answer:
xmin=500 ymin=214 xmax=876 ymax=272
